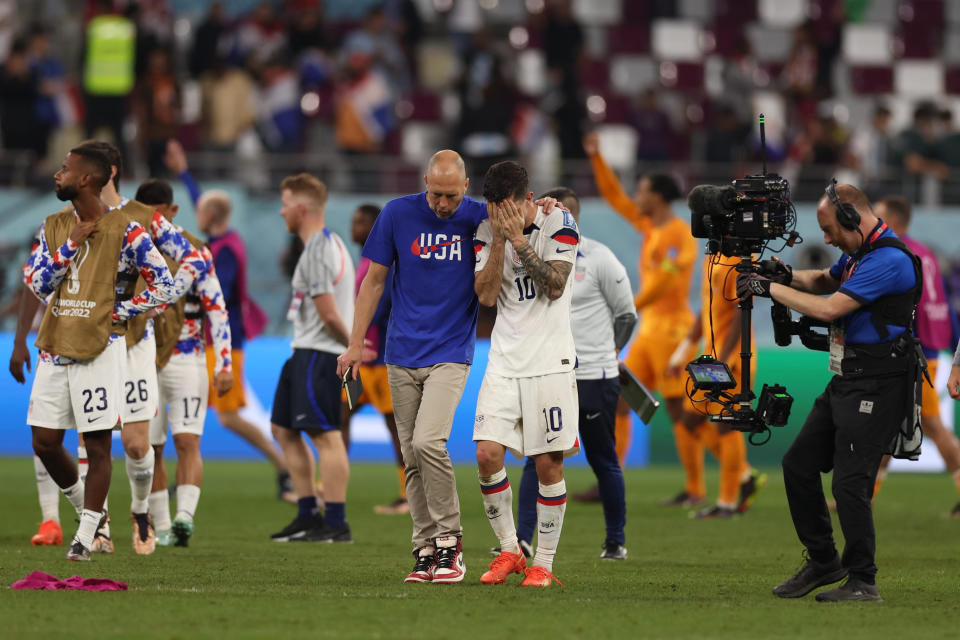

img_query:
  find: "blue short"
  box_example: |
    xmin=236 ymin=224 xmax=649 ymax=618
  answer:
xmin=271 ymin=349 xmax=341 ymax=431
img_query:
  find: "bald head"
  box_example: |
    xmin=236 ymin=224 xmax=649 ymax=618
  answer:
xmin=424 ymin=150 xmax=469 ymax=218
xmin=197 ymin=189 xmax=232 ymax=234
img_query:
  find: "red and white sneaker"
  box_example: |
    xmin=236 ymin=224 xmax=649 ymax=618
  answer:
xmin=31 ymin=520 xmax=63 ymax=546
xmin=431 ymin=536 xmax=465 ymax=584
xmin=520 ymin=565 xmax=564 ymax=588
xmin=404 ymin=547 xmax=436 ymax=583
xmin=481 ymin=551 xmax=526 ymax=585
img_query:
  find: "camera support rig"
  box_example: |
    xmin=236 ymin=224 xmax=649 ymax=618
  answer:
xmin=685 ymin=115 xmax=796 ymax=444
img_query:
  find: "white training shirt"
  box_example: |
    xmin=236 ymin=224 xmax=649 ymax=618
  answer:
xmin=474 ymin=206 xmax=579 ymax=377
xmin=571 ymin=236 xmax=635 ymax=380
xmin=289 ymin=228 xmax=355 ymax=355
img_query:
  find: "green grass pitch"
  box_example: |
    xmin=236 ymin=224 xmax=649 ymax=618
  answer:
xmin=1 ymin=458 xmax=959 ymax=639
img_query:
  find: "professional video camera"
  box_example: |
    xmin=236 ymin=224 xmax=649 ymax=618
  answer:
xmin=682 ymin=115 xmax=801 ymax=444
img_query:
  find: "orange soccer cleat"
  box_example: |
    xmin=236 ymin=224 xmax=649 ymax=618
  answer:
xmin=519 ymin=566 xmax=564 ymax=588
xmin=31 ymin=520 xmax=63 ymax=546
xmin=480 ymin=551 xmax=526 ymax=585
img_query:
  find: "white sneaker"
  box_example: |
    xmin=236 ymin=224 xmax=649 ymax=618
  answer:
xmin=432 ymin=536 xmax=465 ymax=584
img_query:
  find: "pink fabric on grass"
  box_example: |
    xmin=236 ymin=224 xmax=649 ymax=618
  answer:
xmin=11 ymin=571 xmax=127 ymax=591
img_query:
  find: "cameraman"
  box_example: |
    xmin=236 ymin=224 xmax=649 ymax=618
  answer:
xmin=737 ymin=183 xmax=920 ymax=603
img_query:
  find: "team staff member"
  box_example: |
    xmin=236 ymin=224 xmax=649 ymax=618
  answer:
xmin=949 ymin=341 xmax=960 ymax=400
xmin=269 ymin=174 xmax=355 ymax=543
xmin=871 ymin=196 xmax=960 ymax=515
xmin=337 ymin=151 xmax=482 ymax=584
xmin=26 ymin=146 xmax=180 ymax=561
xmin=583 ymin=133 xmax=700 ymax=506
xmin=738 ymin=183 xmax=919 ymax=603
xmin=510 ymin=187 xmax=636 ymax=561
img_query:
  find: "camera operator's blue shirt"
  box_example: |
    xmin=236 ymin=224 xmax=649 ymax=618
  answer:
xmin=828 ymin=224 xmax=916 ymax=345
xmin=362 ymin=192 xmax=487 ymax=368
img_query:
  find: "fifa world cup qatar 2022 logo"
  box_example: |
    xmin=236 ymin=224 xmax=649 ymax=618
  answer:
xmin=66 ymin=240 xmax=91 ymax=294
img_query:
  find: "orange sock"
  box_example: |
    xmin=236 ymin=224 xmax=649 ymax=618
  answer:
xmin=614 ymin=411 xmax=633 ymax=467
xmin=673 ymin=423 xmax=705 ymax=498
xmin=397 ymin=465 xmax=407 ymax=500
xmin=695 ymin=423 xmax=719 ymax=460
xmin=718 ymin=430 xmax=747 ymax=507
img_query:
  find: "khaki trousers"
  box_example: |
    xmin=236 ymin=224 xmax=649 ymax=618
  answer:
xmin=387 ymin=363 xmax=469 ymax=549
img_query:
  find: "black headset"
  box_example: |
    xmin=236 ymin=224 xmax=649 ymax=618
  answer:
xmin=825 ymin=179 xmax=861 ymax=231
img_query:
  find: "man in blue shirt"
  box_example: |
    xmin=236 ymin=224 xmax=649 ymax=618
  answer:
xmin=738 ymin=183 xmax=920 ymax=603
xmin=338 ymin=150 xmax=484 ymax=585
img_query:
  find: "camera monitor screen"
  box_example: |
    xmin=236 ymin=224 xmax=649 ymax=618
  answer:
xmin=686 ymin=361 xmax=737 ymax=391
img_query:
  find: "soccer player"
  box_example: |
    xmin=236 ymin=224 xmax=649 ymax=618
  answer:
xmin=26 ymin=146 xmax=180 ymax=561
xmin=164 ymin=140 xmax=295 ymax=500
xmin=507 ymin=187 xmax=635 ymax=561
xmin=872 ymin=196 xmax=960 ymax=514
xmin=584 ymin=133 xmax=700 ymax=506
xmin=474 ymin=161 xmax=580 ymax=588
xmin=341 ymin=203 xmax=408 ymax=515
xmin=269 ymin=174 xmax=355 ymax=543
xmin=134 ymin=179 xmax=233 ymax=547
xmin=337 ymin=150 xmax=486 ymax=584
xmin=666 ymin=252 xmax=767 ymax=518
xmin=76 ymin=140 xmax=205 ymax=555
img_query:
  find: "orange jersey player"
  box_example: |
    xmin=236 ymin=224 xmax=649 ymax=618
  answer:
xmin=668 ymin=254 xmax=766 ymax=518
xmin=582 ymin=133 xmax=699 ymax=506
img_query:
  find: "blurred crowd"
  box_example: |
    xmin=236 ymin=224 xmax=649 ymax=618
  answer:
xmin=0 ymin=0 xmax=959 ymax=200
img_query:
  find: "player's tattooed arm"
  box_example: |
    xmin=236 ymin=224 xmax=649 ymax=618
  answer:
xmin=513 ymin=242 xmax=571 ymax=300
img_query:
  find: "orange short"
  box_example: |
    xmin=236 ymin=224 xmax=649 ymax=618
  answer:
xmin=624 ymin=321 xmax=694 ymax=400
xmin=343 ymin=363 xmax=393 ymax=415
xmin=921 ymin=359 xmax=940 ymax=419
xmin=206 ymin=347 xmax=246 ymax=413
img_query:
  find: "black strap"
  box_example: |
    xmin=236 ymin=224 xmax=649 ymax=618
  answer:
xmin=856 ymin=237 xmax=922 ymax=340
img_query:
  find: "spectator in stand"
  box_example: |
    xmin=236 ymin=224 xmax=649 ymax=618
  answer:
xmin=26 ymin=25 xmax=65 ymax=161
xmin=286 ymin=2 xmax=328 ymax=58
xmin=341 ymin=6 xmax=410 ymax=98
xmin=936 ymin=109 xmax=960 ymax=168
xmin=631 ymin=88 xmax=672 ymax=164
xmin=847 ymin=104 xmax=893 ymax=190
xmin=134 ymin=47 xmax=181 ymax=177
xmin=164 ymin=140 xmax=296 ymax=501
xmin=781 ymin=21 xmax=819 ymax=127
xmin=891 ymin=102 xmax=949 ymax=182
xmin=189 ymin=2 xmax=227 ymax=78
xmin=542 ymin=1 xmax=585 ymax=166
xmin=82 ymin=0 xmax=136 ymax=164
xmin=0 ymin=38 xmax=42 ymax=158
xmin=455 ymin=28 xmax=517 ymax=187
xmin=721 ymin=36 xmax=761 ymax=126
xmin=383 ymin=0 xmax=423 ymax=79
xmin=235 ymin=2 xmax=287 ymax=67
xmin=704 ymin=104 xmax=749 ymax=164
xmin=200 ymin=57 xmax=258 ymax=152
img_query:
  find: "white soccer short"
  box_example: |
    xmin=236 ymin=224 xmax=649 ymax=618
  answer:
xmin=123 ymin=331 xmax=160 ymax=423
xmin=149 ymin=352 xmax=209 ymax=446
xmin=27 ymin=338 xmax=126 ymax=433
xmin=473 ymin=370 xmax=580 ymax=459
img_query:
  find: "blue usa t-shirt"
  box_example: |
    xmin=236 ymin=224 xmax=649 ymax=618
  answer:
xmin=828 ymin=226 xmax=917 ymax=345
xmin=362 ymin=192 xmax=487 ymax=367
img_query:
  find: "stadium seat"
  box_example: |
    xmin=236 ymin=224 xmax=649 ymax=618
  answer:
xmin=407 ymin=91 xmax=442 ymax=122
xmin=516 ymin=49 xmax=548 ymax=96
xmin=745 ymin=24 xmax=794 ymax=62
xmin=607 ymin=25 xmax=651 ymax=54
xmin=903 ymin=0 xmax=945 ymax=28
xmin=651 ymin=19 xmax=703 ymax=62
xmin=482 ymin=0 xmax=527 ymax=24
xmin=943 ymin=29 xmax=960 ymax=63
xmin=416 ymin=40 xmax=460 ymax=92
xmin=663 ymin=62 xmax=705 ymax=92
xmin=895 ymin=60 xmax=944 ymax=96
xmin=899 ymin=23 xmax=940 ymax=59
xmin=572 ymin=0 xmax=623 ymax=26
xmin=948 ymin=0 xmax=960 ymax=25
xmin=678 ymin=0 xmax=715 ymax=22
xmin=946 ymin=67 xmax=960 ymax=93
xmin=580 ymin=58 xmax=611 ymax=91
xmin=609 ymin=55 xmax=658 ymax=95
xmin=862 ymin=0 xmax=900 ymax=24
xmin=757 ymin=0 xmax=807 ymax=28
xmin=595 ymin=124 xmax=637 ymax=171
xmin=842 ymin=24 xmax=894 ymax=65
xmin=849 ymin=66 xmax=895 ymax=94
xmin=401 ymin=122 xmax=446 ymax=167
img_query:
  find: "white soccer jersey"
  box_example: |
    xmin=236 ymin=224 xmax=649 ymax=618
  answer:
xmin=571 ymin=236 xmax=635 ymax=380
xmin=474 ymin=206 xmax=579 ymax=377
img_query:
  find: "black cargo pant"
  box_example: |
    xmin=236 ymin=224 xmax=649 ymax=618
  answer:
xmin=781 ymin=371 xmax=907 ymax=583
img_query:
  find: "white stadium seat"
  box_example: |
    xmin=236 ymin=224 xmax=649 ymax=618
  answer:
xmin=746 ymin=24 xmax=795 ymax=62
xmin=572 ymin=0 xmax=622 ymax=26
xmin=596 ymin=124 xmax=637 ymax=172
xmin=894 ymin=60 xmax=944 ymax=97
xmin=757 ymin=0 xmax=808 ymax=28
xmin=651 ymin=19 xmax=703 ymax=62
xmin=609 ymin=55 xmax=658 ymax=96
xmin=842 ymin=24 xmax=894 ymax=65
